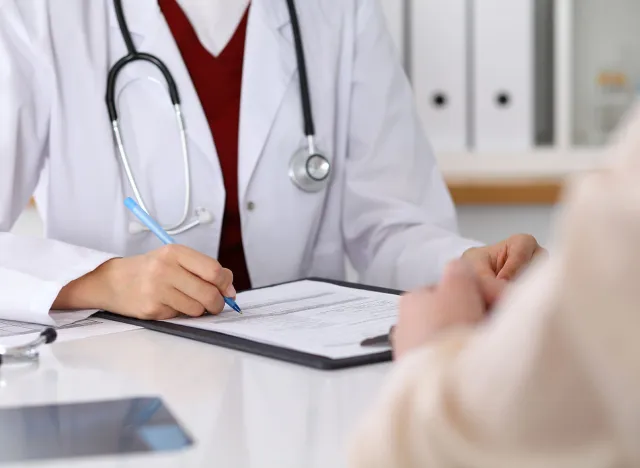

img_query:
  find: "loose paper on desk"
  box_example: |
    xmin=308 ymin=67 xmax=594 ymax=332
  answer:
xmin=0 ymin=305 xmax=102 ymax=328
xmin=0 ymin=317 xmax=141 ymax=347
xmin=168 ymin=280 xmax=399 ymax=359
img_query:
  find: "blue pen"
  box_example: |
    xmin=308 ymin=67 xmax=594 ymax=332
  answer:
xmin=124 ymin=197 xmax=242 ymax=314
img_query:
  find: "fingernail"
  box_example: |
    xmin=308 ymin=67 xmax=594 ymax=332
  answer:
xmin=225 ymin=284 xmax=236 ymax=298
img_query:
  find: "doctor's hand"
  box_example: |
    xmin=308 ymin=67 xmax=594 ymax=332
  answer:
xmin=54 ymin=245 xmax=236 ymax=320
xmin=461 ymin=234 xmax=544 ymax=307
xmin=393 ymin=260 xmax=485 ymax=360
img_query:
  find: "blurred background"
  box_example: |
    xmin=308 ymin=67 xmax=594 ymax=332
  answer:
xmin=12 ymin=0 xmax=637 ymax=249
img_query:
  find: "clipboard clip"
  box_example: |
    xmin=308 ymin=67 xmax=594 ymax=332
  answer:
xmin=360 ymin=326 xmax=395 ymax=348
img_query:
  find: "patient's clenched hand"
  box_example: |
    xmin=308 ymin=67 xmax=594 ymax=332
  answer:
xmin=393 ymin=260 xmax=486 ymax=359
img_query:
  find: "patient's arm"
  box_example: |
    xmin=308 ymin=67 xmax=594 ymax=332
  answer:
xmin=348 ymin=119 xmax=640 ymax=467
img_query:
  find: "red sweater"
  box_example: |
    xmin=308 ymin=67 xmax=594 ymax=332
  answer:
xmin=159 ymin=0 xmax=252 ymax=291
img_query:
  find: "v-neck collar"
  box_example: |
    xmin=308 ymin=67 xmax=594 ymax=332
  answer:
xmin=173 ymin=0 xmax=251 ymax=57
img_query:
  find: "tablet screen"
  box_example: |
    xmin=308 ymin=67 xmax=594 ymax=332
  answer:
xmin=0 ymin=397 xmax=193 ymax=463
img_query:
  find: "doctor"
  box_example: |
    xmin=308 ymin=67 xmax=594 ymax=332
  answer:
xmin=0 ymin=0 xmax=541 ymax=323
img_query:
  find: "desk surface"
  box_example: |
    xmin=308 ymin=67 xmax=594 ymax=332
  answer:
xmin=0 ymin=329 xmax=390 ymax=468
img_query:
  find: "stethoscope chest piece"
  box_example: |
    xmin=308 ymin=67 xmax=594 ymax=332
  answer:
xmin=0 ymin=328 xmax=57 ymax=368
xmin=289 ymin=147 xmax=331 ymax=193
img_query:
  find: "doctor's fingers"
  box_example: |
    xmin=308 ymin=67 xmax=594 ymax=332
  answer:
xmin=161 ymin=288 xmax=209 ymax=318
xmin=137 ymin=303 xmax=182 ymax=321
xmin=160 ymin=245 xmax=236 ymax=297
xmin=169 ymin=264 xmax=226 ymax=315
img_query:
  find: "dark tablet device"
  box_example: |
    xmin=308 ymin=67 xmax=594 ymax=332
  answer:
xmin=0 ymin=397 xmax=193 ymax=463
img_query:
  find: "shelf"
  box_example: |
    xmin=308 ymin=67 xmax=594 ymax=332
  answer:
xmin=446 ymin=177 xmax=563 ymax=205
xmin=439 ymin=148 xmax=607 ymax=205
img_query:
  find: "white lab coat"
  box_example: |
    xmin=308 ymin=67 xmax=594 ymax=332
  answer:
xmin=0 ymin=0 xmax=476 ymax=324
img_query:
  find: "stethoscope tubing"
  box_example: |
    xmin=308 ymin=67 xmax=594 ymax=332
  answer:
xmin=107 ymin=0 xmax=331 ymax=234
xmin=284 ymin=0 xmax=316 ymax=138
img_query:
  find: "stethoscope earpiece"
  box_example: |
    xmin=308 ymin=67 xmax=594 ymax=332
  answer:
xmin=128 ymin=221 xmax=148 ymax=235
xmin=194 ymin=207 xmax=213 ymax=224
xmin=128 ymin=207 xmax=213 ymax=236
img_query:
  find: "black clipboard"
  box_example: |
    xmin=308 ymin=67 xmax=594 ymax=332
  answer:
xmin=95 ymin=278 xmax=400 ymax=371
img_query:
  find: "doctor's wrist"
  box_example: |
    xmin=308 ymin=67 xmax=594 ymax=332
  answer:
xmin=53 ymin=258 xmax=123 ymax=311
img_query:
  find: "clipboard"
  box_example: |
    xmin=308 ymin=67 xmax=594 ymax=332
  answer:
xmin=95 ymin=278 xmax=400 ymax=371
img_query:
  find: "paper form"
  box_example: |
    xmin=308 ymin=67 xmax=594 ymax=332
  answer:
xmin=167 ymin=281 xmax=399 ymax=359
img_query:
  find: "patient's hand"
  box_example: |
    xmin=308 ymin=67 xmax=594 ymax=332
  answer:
xmin=462 ymin=234 xmax=544 ymax=306
xmin=393 ymin=260 xmax=486 ymax=359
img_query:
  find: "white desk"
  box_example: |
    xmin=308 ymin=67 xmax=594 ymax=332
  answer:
xmin=0 ymin=329 xmax=391 ymax=468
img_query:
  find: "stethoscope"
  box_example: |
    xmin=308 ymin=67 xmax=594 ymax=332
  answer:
xmin=0 ymin=329 xmax=57 ymax=367
xmin=107 ymin=0 xmax=331 ymax=236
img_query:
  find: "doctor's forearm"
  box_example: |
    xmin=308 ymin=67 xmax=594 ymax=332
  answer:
xmin=52 ymin=259 xmax=119 ymax=310
xmin=53 ymin=245 xmax=235 ymax=320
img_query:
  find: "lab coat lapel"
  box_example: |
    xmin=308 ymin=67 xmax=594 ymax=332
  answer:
xmin=108 ymin=0 xmax=220 ymax=173
xmin=238 ymin=0 xmax=296 ymax=202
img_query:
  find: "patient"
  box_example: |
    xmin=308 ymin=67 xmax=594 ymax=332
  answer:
xmin=349 ymin=108 xmax=640 ymax=467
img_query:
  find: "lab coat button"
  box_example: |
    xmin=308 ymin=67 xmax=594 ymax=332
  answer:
xmin=247 ymin=201 xmax=256 ymax=211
